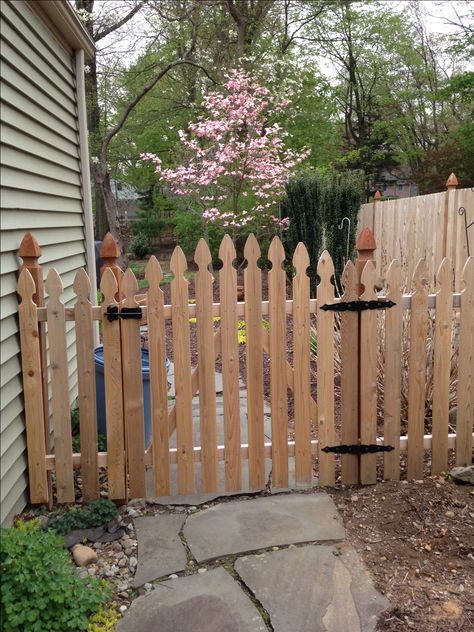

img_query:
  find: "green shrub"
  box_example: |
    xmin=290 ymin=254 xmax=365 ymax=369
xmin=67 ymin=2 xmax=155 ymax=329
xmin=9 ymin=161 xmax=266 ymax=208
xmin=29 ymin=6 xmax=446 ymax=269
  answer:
xmin=72 ymin=433 xmax=107 ymax=454
xmin=281 ymin=170 xmax=363 ymax=293
xmin=48 ymin=499 xmax=118 ymax=535
xmin=174 ymin=210 xmax=224 ymax=265
xmin=87 ymin=604 xmax=119 ymax=631
xmin=1 ymin=528 xmax=108 ymax=631
xmin=130 ymin=232 xmax=151 ymax=258
xmin=12 ymin=516 xmax=40 ymax=533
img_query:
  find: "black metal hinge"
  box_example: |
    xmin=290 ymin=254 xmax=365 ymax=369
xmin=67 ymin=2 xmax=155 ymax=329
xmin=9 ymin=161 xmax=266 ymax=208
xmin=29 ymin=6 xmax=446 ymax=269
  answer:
xmin=322 ymin=444 xmax=394 ymax=455
xmin=320 ymin=299 xmax=396 ymax=312
xmin=105 ymin=305 xmax=142 ymax=322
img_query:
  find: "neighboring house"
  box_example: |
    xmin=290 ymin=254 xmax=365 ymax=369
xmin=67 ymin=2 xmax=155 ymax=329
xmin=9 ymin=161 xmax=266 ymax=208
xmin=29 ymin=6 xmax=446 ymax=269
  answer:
xmin=111 ymin=178 xmax=142 ymax=222
xmin=0 ymin=0 xmax=95 ymax=525
xmin=375 ymin=168 xmax=419 ymax=199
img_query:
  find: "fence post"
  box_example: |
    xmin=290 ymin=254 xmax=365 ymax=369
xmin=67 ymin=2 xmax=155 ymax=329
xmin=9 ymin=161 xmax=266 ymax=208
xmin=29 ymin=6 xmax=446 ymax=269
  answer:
xmin=18 ymin=232 xmax=52 ymax=505
xmin=100 ymin=232 xmax=123 ymax=299
xmin=355 ymin=226 xmax=376 ymax=295
xmin=443 ymin=172 xmax=458 ymax=261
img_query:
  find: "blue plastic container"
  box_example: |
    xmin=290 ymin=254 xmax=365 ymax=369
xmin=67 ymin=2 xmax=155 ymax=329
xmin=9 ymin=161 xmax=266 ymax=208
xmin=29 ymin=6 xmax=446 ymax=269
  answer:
xmin=94 ymin=346 xmax=170 ymax=448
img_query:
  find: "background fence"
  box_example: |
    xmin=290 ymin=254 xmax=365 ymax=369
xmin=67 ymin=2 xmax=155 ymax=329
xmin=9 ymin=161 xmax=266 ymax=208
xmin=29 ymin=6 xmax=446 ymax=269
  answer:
xmin=358 ymin=174 xmax=474 ymax=291
xmin=17 ymin=232 xmax=474 ymax=506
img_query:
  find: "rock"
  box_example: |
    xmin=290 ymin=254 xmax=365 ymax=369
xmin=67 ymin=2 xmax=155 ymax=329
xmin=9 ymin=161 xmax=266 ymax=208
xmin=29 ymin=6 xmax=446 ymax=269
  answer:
xmin=118 ymin=557 xmax=128 ymax=568
xmin=72 ymin=544 xmax=98 ymax=567
xmin=144 ymin=583 xmax=153 ymax=591
xmin=97 ymin=528 xmax=125 ymax=543
xmin=124 ymin=548 xmax=132 ymax=556
xmin=168 ymin=574 xmax=178 ymax=579
xmin=64 ymin=526 xmax=106 ymax=549
xmin=129 ymin=556 xmax=138 ymax=570
xmin=76 ymin=567 xmax=89 ymax=579
xmin=129 ymin=499 xmax=146 ymax=509
xmin=450 ymin=466 xmax=474 ymax=485
xmin=197 ymin=568 xmax=207 ymax=574
xmin=38 ymin=515 xmax=49 ymax=530
xmin=127 ymin=508 xmax=140 ymax=518
xmin=119 ymin=605 xmax=128 ymax=613
xmin=117 ymin=582 xmax=129 ymax=592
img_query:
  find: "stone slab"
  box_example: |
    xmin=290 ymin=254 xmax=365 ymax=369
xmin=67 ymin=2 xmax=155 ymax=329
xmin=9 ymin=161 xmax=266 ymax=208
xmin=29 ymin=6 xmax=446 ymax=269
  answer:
xmin=184 ymin=493 xmax=345 ymax=561
xmin=235 ymin=544 xmax=389 ymax=632
xmin=117 ymin=567 xmax=267 ymax=632
xmin=133 ymin=515 xmax=186 ymax=587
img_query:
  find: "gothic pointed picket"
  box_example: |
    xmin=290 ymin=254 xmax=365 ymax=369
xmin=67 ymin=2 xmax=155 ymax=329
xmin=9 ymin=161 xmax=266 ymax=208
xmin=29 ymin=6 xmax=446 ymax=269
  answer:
xmin=45 ymin=268 xmax=74 ymax=502
xmin=268 ymin=236 xmax=289 ymax=488
xmin=73 ymin=269 xmax=99 ymax=500
xmin=316 ymin=251 xmax=336 ymax=486
xmin=359 ymin=261 xmax=378 ymax=485
xmin=407 ymin=259 xmax=429 ymax=480
xmin=340 ymin=260 xmax=359 ymax=484
xmin=100 ymin=268 xmax=126 ymax=499
xmin=17 ymin=269 xmax=48 ymax=504
xmin=170 ymin=246 xmax=195 ymax=494
xmin=292 ymin=242 xmax=312 ymax=486
xmin=121 ymin=267 xmax=146 ymax=497
xmin=383 ymin=260 xmax=403 ymax=481
xmin=456 ymin=257 xmax=474 ymax=466
xmin=219 ymin=235 xmax=241 ymax=491
xmin=244 ymin=234 xmax=265 ymax=490
xmin=431 ymin=258 xmax=453 ymax=474
xmin=145 ymin=256 xmax=170 ymax=496
xmin=195 ymin=240 xmax=219 ymax=492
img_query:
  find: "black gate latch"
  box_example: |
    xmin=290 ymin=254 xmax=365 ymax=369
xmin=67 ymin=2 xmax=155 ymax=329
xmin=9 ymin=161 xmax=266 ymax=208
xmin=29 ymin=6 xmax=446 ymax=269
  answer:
xmin=105 ymin=305 xmax=142 ymax=322
xmin=320 ymin=299 xmax=396 ymax=312
xmin=322 ymin=444 xmax=394 ymax=454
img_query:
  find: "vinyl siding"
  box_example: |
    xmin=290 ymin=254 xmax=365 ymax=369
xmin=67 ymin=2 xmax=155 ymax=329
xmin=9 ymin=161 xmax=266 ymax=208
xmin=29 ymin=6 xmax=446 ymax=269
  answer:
xmin=0 ymin=0 xmax=88 ymax=526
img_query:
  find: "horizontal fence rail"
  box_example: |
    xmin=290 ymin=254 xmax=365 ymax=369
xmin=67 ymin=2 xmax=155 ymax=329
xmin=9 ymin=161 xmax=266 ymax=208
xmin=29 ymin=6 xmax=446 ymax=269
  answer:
xmin=17 ymin=232 xmax=474 ymax=506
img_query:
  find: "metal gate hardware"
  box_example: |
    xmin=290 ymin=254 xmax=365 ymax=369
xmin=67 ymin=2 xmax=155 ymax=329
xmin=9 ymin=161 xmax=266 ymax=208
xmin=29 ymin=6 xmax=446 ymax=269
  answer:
xmin=105 ymin=305 xmax=142 ymax=322
xmin=322 ymin=444 xmax=394 ymax=455
xmin=320 ymin=299 xmax=396 ymax=312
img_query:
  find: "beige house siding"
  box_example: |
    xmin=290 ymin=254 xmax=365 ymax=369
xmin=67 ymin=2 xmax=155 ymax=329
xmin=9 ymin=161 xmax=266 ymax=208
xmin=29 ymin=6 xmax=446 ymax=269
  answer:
xmin=1 ymin=0 xmax=92 ymax=525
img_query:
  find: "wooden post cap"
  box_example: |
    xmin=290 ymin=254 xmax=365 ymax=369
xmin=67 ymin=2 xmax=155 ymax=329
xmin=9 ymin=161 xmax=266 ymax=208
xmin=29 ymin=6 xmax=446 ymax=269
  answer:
xmin=374 ymin=190 xmax=382 ymax=201
xmin=445 ymin=173 xmax=458 ymax=190
xmin=18 ymin=232 xmax=42 ymax=265
xmin=99 ymin=232 xmax=121 ymax=260
xmin=356 ymin=226 xmax=376 ymax=254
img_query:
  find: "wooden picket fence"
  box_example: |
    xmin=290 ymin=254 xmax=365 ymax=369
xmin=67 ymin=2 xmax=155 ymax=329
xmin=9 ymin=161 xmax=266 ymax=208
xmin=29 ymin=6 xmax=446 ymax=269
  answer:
xmin=17 ymin=232 xmax=474 ymax=506
xmin=358 ymin=174 xmax=474 ymax=291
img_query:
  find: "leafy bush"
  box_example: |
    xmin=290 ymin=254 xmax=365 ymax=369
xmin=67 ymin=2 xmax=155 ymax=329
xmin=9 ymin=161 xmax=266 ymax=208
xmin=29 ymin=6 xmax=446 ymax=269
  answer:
xmin=130 ymin=232 xmax=151 ymax=258
xmin=12 ymin=516 xmax=40 ymax=533
xmin=72 ymin=433 xmax=107 ymax=453
xmin=174 ymin=210 xmax=224 ymax=265
xmin=48 ymin=500 xmax=118 ymax=535
xmin=87 ymin=604 xmax=119 ymax=631
xmin=1 ymin=528 xmax=108 ymax=631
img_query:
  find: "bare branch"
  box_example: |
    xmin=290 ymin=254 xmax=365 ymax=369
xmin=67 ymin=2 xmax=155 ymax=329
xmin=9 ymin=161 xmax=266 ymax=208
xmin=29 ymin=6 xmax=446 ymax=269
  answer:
xmin=94 ymin=0 xmax=147 ymax=42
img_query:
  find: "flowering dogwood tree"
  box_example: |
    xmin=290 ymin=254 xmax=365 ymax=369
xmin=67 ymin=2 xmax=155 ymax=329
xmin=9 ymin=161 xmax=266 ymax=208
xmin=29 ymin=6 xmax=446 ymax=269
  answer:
xmin=141 ymin=69 xmax=309 ymax=242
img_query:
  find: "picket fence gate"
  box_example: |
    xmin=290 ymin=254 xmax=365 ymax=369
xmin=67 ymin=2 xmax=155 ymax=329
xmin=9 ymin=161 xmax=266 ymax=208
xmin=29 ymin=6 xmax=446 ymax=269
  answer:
xmin=17 ymin=232 xmax=474 ymax=506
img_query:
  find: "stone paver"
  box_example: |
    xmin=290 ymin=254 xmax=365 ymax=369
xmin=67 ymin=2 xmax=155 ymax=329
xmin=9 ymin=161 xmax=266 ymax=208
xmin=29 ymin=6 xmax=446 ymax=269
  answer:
xmin=235 ymin=545 xmax=389 ymax=632
xmin=117 ymin=567 xmax=267 ymax=632
xmin=133 ymin=515 xmax=186 ymax=587
xmin=184 ymin=493 xmax=345 ymax=561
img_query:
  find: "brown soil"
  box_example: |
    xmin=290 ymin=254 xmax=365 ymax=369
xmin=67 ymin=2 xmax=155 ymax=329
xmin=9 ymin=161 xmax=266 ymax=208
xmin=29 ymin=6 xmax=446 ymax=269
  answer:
xmin=330 ymin=477 xmax=474 ymax=632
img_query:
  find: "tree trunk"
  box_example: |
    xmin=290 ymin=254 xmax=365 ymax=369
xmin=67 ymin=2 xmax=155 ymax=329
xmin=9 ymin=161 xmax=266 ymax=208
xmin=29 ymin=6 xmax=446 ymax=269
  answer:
xmin=93 ymin=164 xmax=126 ymax=266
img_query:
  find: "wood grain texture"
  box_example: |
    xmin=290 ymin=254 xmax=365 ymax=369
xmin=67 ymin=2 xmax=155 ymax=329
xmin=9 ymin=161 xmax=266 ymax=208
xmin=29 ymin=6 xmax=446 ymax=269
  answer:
xmin=340 ymin=261 xmax=359 ymax=484
xmin=194 ymin=240 xmax=219 ymax=492
xmin=268 ymin=236 xmax=289 ymax=488
xmin=145 ymin=256 xmax=171 ymax=496
xmin=383 ymin=260 xmax=403 ymax=481
xmin=407 ymin=259 xmax=429 ymax=480
xmin=292 ymin=242 xmax=312 ymax=485
xmin=100 ymin=269 xmax=126 ymax=499
xmin=244 ymin=235 xmax=265 ymax=490
xmin=456 ymin=257 xmax=474 ymax=465
xmin=359 ymin=261 xmax=378 ymax=485
xmin=219 ymin=235 xmax=242 ymax=491
xmin=121 ymin=268 xmax=146 ymax=498
xmin=45 ymin=268 xmax=74 ymax=502
xmin=73 ymin=269 xmax=99 ymax=500
xmin=17 ymin=269 xmax=49 ymax=504
xmin=316 ymin=251 xmax=336 ymax=486
xmin=431 ymin=259 xmax=453 ymax=474
xmin=170 ymin=247 xmax=195 ymax=494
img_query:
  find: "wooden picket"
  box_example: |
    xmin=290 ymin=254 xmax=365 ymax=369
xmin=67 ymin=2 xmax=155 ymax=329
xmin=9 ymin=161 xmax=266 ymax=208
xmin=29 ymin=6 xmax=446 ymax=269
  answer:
xmin=16 ymin=231 xmax=474 ymax=508
xmin=219 ymin=235 xmax=242 ymax=491
xmin=456 ymin=257 xmax=474 ymax=465
xmin=194 ymin=240 xmax=219 ymax=492
xmin=170 ymin=247 xmax=195 ymax=494
xmin=407 ymin=260 xmax=429 ymax=480
xmin=244 ymin=234 xmax=265 ymax=490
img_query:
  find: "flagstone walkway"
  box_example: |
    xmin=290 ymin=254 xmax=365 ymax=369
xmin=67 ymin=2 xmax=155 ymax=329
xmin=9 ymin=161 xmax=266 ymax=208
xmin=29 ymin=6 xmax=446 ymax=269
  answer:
xmin=117 ymin=493 xmax=389 ymax=632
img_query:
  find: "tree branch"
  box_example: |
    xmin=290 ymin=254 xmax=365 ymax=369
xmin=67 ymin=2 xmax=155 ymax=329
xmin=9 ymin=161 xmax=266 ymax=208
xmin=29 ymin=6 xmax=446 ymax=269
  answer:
xmin=94 ymin=0 xmax=147 ymax=42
